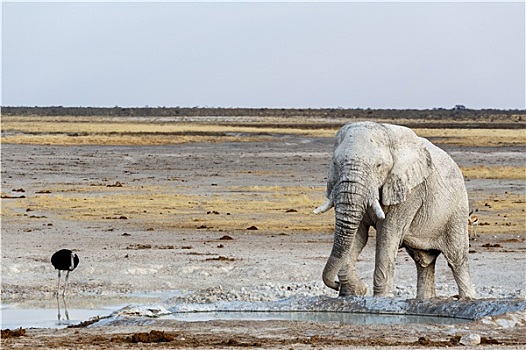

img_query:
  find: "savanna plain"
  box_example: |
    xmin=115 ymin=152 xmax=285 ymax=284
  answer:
xmin=1 ymin=111 xmax=525 ymax=349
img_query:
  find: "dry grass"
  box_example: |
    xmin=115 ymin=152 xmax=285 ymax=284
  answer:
xmin=0 ymin=134 xmax=283 ymax=145
xmin=2 ymin=184 xmax=334 ymax=233
xmin=2 ymin=120 xmax=329 ymax=135
xmin=4 ymin=181 xmax=523 ymax=235
xmin=461 ymin=166 xmax=526 ymax=180
xmin=2 ymin=115 xmax=525 ymax=146
xmin=468 ymin=192 xmax=525 ymax=235
xmin=414 ymin=128 xmax=525 ymax=147
xmin=0 ymin=116 xmax=335 ymax=145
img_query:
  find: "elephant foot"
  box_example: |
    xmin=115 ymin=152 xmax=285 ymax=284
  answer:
xmin=453 ymin=293 xmax=476 ymax=301
xmin=373 ymin=291 xmax=394 ymax=298
xmin=416 ymin=288 xmax=436 ymax=300
xmin=338 ymin=283 xmax=367 ymax=297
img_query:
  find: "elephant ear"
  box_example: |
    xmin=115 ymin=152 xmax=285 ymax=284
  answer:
xmin=382 ymin=125 xmax=432 ymax=206
xmin=325 ymin=156 xmax=336 ymax=199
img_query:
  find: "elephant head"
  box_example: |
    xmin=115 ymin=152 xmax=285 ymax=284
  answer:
xmin=317 ymin=122 xmax=432 ymax=293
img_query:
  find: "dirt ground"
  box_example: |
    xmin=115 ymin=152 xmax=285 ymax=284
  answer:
xmin=1 ymin=116 xmax=525 ymax=349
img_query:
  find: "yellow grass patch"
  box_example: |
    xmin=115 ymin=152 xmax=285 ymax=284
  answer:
xmin=468 ymin=192 xmax=525 ymax=235
xmin=1 ymin=116 xmax=336 ymax=145
xmin=2 ymin=116 xmax=524 ymax=147
xmin=0 ymin=134 xmax=281 ymax=145
xmin=2 ymin=184 xmax=334 ymax=233
xmin=2 ymin=120 xmax=325 ymax=135
xmin=414 ymin=128 xmax=525 ymax=147
xmin=3 ymin=183 xmax=523 ymax=235
xmin=461 ymin=166 xmax=526 ymax=180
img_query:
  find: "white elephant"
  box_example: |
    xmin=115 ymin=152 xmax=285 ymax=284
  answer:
xmin=315 ymin=121 xmax=476 ymax=299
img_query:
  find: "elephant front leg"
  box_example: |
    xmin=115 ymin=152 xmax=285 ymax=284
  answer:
xmin=373 ymin=227 xmax=400 ymax=297
xmin=338 ymin=265 xmax=367 ymax=297
xmin=338 ymin=223 xmax=369 ymax=297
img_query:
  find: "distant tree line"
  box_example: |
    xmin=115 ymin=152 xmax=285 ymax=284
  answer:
xmin=1 ymin=106 xmax=524 ymax=122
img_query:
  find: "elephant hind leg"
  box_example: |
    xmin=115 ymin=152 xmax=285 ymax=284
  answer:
xmin=443 ymin=253 xmax=476 ymax=299
xmin=406 ymin=248 xmax=440 ymax=299
xmin=442 ymin=219 xmax=476 ymax=299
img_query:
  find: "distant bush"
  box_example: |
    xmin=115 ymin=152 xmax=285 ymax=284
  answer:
xmin=1 ymin=106 xmax=524 ymax=123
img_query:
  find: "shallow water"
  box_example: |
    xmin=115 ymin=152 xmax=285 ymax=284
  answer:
xmin=1 ymin=306 xmax=470 ymax=329
xmin=168 ymin=310 xmax=471 ymax=325
xmin=5 ymin=293 xmax=524 ymax=329
xmin=1 ymin=306 xmax=114 ymax=329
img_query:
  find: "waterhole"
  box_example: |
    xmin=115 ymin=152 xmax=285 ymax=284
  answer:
xmin=169 ymin=310 xmax=471 ymax=325
xmin=1 ymin=307 xmax=113 ymax=329
xmin=1 ymin=307 xmax=470 ymax=329
xmin=3 ymin=295 xmax=524 ymax=329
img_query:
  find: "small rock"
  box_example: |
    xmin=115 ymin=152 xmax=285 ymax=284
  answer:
xmin=496 ymin=318 xmax=516 ymax=328
xmin=417 ymin=337 xmax=431 ymax=345
xmin=116 ymin=305 xmax=171 ymax=318
xmin=460 ymin=333 xmax=481 ymax=345
xmin=1 ymin=327 xmax=26 ymax=338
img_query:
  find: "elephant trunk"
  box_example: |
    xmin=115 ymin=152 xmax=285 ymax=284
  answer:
xmin=322 ymin=179 xmax=369 ymax=291
xmin=322 ymin=255 xmax=342 ymax=290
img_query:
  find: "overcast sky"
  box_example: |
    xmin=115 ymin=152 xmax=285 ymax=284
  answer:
xmin=2 ymin=2 xmax=525 ymax=109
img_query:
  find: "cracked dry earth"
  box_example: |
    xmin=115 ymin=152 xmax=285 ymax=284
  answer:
xmin=2 ymin=129 xmax=525 ymax=349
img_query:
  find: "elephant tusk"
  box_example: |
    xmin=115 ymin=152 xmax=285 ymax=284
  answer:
xmin=313 ymin=199 xmax=333 ymax=214
xmin=372 ymin=199 xmax=385 ymax=220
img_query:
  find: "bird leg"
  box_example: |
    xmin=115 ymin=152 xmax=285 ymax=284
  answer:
xmin=56 ymin=292 xmax=61 ymax=321
xmin=56 ymin=270 xmax=62 ymax=297
xmin=63 ymin=295 xmax=70 ymax=321
xmin=63 ymin=270 xmax=70 ymax=296
xmin=56 ymin=269 xmax=64 ymax=321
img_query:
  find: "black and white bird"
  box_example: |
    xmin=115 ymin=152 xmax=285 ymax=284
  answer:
xmin=51 ymin=249 xmax=79 ymax=296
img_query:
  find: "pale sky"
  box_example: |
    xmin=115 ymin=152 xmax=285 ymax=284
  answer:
xmin=2 ymin=1 xmax=525 ymax=109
